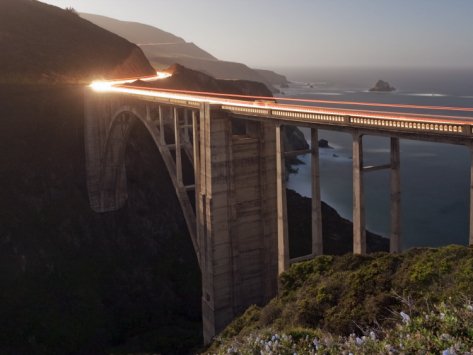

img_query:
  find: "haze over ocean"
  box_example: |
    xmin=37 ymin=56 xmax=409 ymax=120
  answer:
xmin=281 ymin=66 xmax=473 ymax=249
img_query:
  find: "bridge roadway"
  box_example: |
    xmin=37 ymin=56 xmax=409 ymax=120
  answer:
xmin=87 ymin=74 xmax=473 ymax=343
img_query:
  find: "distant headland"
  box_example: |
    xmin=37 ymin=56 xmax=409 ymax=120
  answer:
xmin=370 ymin=79 xmax=396 ymax=92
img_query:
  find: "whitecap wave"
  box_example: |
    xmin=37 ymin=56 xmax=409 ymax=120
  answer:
xmin=365 ymin=148 xmax=391 ymax=154
xmin=304 ymin=92 xmax=342 ymax=96
xmin=404 ymin=93 xmax=447 ymax=97
xmin=408 ymin=152 xmax=438 ymax=158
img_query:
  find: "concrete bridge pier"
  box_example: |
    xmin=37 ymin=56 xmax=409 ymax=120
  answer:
xmin=470 ymin=145 xmax=473 ymax=246
xmin=275 ymin=125 xmax=324 ymax=271
xmin=390 ymin=137 xmax=401 ymax=253
xmin=311 ymin=128 xmax=323 ymax=256
xmin=276 ymin=124 xmax=289 ymax=274
xmin=352 ymin=134 xmax=401 ymax=254
xmin=199 ymin=105 xmax=278 ymax=343
xmin=352 ymin=133 xmax=366 ymax=254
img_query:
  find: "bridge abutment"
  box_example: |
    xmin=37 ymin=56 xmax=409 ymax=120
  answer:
xmin=84 ymin=92 xmax=132 ymax=212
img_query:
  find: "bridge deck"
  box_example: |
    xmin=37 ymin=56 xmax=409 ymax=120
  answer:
xmin=100 ymin=84 xmax=473 ymax=146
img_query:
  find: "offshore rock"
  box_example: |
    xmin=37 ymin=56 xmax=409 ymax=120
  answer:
xmin=370 ymin=80 xmax=396 ymax=92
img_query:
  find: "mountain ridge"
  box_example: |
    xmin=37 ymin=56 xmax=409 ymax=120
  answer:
xmin=79 ymin=12 xmax=289 ymax=91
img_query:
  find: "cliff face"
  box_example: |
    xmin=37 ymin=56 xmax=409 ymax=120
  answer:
xmin=254 ymin=69 xmax=290 ymax=87
xmin=0 ymin=0 xmax=155 ymax=83
xmin=287 ymin=190 xmax=388 ymax=257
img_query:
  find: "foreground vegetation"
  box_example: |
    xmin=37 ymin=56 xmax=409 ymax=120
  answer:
xmin=210 ymin=302 xmax=473 ymax=354
xmin=206 ymin=245 xmax=473 ymax=353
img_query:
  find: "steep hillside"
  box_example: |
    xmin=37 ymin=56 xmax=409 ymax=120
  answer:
xmin=207 ymin=245 xmax=473 ymax=353
xmin=0 ymin=84 xmax=202 ymax=354
xmin=140 ymin=42 xmax=217 ymax=60
xmin=148 ymin=56 xmax=285 ymax=89
xmin=0 ymin=0 xmax=155 ymax=83
xmin=255 ymin=68 xmax=290 ymax=87
xmin=79 ymin=12 xmax=288 ymax=91
xmin=138 ymin=63 xmax=272 ymax=96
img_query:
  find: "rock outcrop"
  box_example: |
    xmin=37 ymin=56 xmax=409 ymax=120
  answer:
xmin=318 ymin=138 xmax=332 ymax=148
xmin=370 ymin=80 xmax=396 ymax=92
xmin=140 ymin=64 xmax=272 ymax=96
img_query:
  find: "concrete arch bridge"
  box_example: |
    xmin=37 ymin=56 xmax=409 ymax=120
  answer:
xmin=85 ymin=83 xmax=473 ymax=343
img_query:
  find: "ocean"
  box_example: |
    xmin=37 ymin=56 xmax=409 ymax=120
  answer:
xmin=274 ymin=66 xmax=473 ymax=249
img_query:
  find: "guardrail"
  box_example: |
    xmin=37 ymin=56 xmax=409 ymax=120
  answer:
xmin=105 ymin=87 xmax=473 ymax=141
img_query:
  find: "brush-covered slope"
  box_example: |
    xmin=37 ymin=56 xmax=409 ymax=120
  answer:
xmin=138 ymin=63 xmax=272 ymax=96
xmin=207 ymin=245 xmax=473 ymax=353
xmin=0 ymin=0 xmax=155 ymax=83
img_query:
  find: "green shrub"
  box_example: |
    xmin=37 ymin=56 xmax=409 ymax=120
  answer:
xmin=208 ymin=245 xmax=473 ymax=352
xmin=207 ymin=301 xmax=473 ymax=354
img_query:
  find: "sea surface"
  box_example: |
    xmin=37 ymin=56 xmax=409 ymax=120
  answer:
xmin=274 ymin=66 xmax=473 ymax=249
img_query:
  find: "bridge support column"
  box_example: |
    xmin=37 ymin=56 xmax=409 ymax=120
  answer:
xmin=390 ymin=137 xmax=401 ymax=252
xmin=276 ymin=124 xmax=289 ymax=274
xmin=174 ymin=108 xmax=183 ymax=186
xmin=199 ymin=105 xmax=278 ymax=343
xmin=192 ymin=110 xmax=200 ymax=201
xmin=353 ymin=133 xmax=366 ymax=254
xmin=184 ymin=109 xmax=191 ymax=144
xmin=158 ymin=106 xmax=165 ymax=145
xmin=470 ymin=146 xmax=473 ymax=246
xmin=311 ymin=128 xmax=323 ymax=255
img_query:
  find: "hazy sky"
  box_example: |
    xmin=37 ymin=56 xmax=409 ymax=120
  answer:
xmin=41 ymin=0 xmax=473 ymax=68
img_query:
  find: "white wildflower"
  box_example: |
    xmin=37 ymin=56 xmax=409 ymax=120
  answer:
xmin=370 ymin=331 xmax=376 ymax=340
xmin=440 ymin=333 xmax=452 ymax=341
xmin=442 ymin=348 xmax=455 ymax=355
xmin=400 ymin=311 xmax=411 ymax=324
xmin=355 ymin=337 xmax=363 ymax=346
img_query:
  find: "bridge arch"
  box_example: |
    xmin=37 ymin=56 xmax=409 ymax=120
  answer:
xmin=85 ymin=93 xmax=279 ymax=343
xmin=91 ymin=102 xmax=201 ymax=266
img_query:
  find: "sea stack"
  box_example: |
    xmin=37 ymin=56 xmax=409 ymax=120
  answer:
xmin=370 ymin=79 xmax=396 ymax=92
